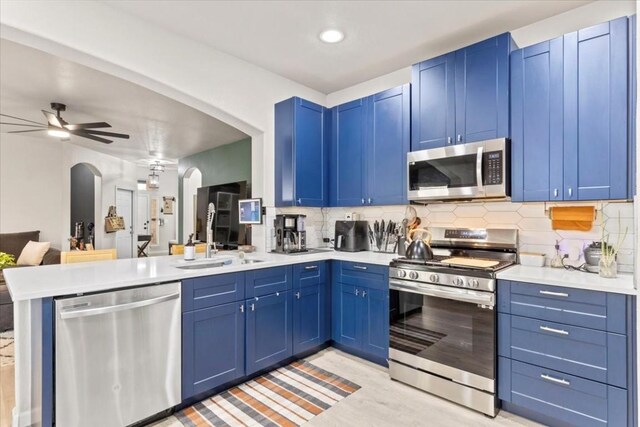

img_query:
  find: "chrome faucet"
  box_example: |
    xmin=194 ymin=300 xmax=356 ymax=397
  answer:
xmin=205 ymin=202 xmax=217 ymax=258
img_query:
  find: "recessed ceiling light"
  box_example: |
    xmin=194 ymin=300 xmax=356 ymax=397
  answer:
xmin=319 ymin=29 xmax=344 ymax=44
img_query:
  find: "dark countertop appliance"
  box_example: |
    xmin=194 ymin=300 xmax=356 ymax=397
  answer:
xmin=334 ymin=220 xmax=369 ymax=252
xmin=273 ymin=214 xmax=307 ymax=253
xmin=388 ymin=227 xmax=518 ymax=417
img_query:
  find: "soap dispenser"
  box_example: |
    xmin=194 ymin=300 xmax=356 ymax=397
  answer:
xmin=550 ymin=240 xmax=564 ymax=268
xmin=184 ymin=233 xmax=195 ymax=261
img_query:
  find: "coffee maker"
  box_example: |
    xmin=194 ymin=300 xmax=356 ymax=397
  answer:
xmin=273 ymin=214 xmax=307 ymax=253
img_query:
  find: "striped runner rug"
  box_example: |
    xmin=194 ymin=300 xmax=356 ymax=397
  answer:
xmin=168 ymin=360 xmax=360 ymax=427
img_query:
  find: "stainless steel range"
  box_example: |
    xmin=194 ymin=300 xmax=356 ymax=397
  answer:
xmin=388 ymin=227 xmax=518 ymax=417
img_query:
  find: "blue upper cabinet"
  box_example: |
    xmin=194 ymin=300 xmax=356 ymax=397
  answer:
xmin=411 ymin=53 xmax=455 ymax=150
xmin=511 ymin=38 xmax=564 ymax=202
xmin=330 ymin=85 xmax=410 ymax=207
xmin=411 ymin=34 xmax=512 ymax=151
xmin=454 ymin=33 xmax=511 ymax=144
xmin=275 ymin=97 xmax=329 ymax=207
xmin=330 ymin=99 xmax=367 ymax=207
xmin=367 ymin=85 xmax=410 ymax=206
xmin=564 ymin=17 xmax=629 ymax=201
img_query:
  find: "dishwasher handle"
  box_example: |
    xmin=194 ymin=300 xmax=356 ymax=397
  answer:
xmin=59 ymin=292 xmax=180 ymax=320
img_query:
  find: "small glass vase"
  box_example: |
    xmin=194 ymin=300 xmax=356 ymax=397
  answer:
xmin=599 ymin=258 xmax=617 ymax=279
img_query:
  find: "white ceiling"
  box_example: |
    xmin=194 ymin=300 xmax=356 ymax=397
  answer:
xmin=106 ymin=0 xmax=593 ymax=93
xmin=0 ymin=39 xmax=249 ymax=163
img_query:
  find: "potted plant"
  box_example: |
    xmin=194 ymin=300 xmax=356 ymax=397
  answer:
xmin=599 ymin=214 xmax=628 ymax=278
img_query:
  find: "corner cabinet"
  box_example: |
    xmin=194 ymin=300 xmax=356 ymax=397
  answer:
xmin=275 ymin=97 xmax=330 ymax=207
xmin=330 ymin=84 xmax=410 ymax=207
xmin=511 ymin=17 xmax=631 ymax=202
xmin=412 ymin=33 xmax=512 ymax=151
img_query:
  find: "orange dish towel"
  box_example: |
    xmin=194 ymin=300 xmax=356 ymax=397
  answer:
xmin=549 ymin=206 xmax=596 ymax=231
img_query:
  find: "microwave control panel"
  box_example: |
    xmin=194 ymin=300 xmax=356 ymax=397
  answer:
xmin=483 ymin=151 xmax=503 ymax=185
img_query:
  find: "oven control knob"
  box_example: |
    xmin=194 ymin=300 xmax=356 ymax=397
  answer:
xmin=397 ymin=270 xmax=407 ymax=278
xmin=408 ymin=271 xmax=419 ymax=280
xmin=469 ymin=279 xmax=480 ymax=288
xmin=429 ymin=274 xmax=439 ymax=283
xmin=453 ymin=277 xmax=465 ymax=287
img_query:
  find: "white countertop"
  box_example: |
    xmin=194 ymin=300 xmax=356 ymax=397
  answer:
xmin=4 ymin=249 xmax=398 ymax=301
xmin=496 ymin=265 xmax=637 ymax=295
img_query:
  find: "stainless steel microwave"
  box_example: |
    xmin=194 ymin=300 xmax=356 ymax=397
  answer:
xmin=407 ymin=138 xmax=510 ymax=202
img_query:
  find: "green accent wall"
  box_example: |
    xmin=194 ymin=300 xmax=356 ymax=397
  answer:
xmin=178 ymin=138 xmax=251 ymax=242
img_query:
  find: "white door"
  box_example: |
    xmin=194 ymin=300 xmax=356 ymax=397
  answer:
xmin=116 ymin=188 xmax=134 ymax=258
xmin=137 ymin=194 xmax=150 ymax=235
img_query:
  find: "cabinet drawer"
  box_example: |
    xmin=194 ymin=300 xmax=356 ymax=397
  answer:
xmin=500 ymin=358 xmax=627 ymax=427
xmin=245 ymin=266 xmax=292 ymax=298
xmin=497 ymin=280 xmax=626 ymax=333
xmin=293 ymin=261 xmax=327 ymax=288
xmin=182 ymin=273 xmax=245 ymax=312
xmin=498 ymin=314 xmax=627 ymax=388
xmin=339 ymin=261 xmax=388 ymax=290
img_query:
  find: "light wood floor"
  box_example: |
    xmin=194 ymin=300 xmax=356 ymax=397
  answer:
xmin=0 ymin=364 xmax=13 ymax=427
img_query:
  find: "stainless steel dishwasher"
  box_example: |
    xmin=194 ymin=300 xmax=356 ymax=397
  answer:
xmin=55 ymin=282 xmax=181 ymax=427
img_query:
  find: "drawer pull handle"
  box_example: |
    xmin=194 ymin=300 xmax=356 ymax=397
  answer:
xmin=353 ymin=265 xmax=368 ymax=270
xmin=541 ymin=374 xmax=570 ymax=386
xmin=295 ymin=292 xmax=301 ymax=299
xmin=304 ymin=265 xmax=318 ymax=270
xmin=362 ymin=290 xmax=367 ymax=298
xmin=539 ymin=290 xmax=569 ymax=298
xmin=540 ymin=326 xmax=569 ymax=335
xmin=240 ymin=304 xmax=245 ymax=313
xmin=355 ymin=289 xmax=360 ymax=296
xmin=250 ymin=303 xmax=255 ymax=312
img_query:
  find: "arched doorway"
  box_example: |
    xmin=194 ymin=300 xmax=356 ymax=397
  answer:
xmin=182 ymin=167 xmax=202 ymax=243
xmin=70 ymin=162 xmax=102 ymax=249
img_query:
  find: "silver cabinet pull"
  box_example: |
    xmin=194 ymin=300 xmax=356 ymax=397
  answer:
xmin=297 ymin=198 xmax=302 ymax=205
xmin=553 ymin=188 xmax=558 ymax=198
xmin=276 ymin=292 xmax=280 ymax=296
xmin=250 ymin=303 xmax=255 ymax=311
xmin=567 ymin=187 xmax=573 ymax=197
xmin=447 ymin=136 xmax=452 ymax=144
xmin=361 ymin=198 xmax=365 ymax=204
xmin=539 ymin=290 xmax=569 ymax=298
xmin=367 ymin=198 xmax=372 ymax=204
xmin=541 ymin=374 xmax=570 ymax=386
xmin=457 ymin=134 xmax=462 ymax=143
xmin=540 ymin=326 xmax=569 ymax=335
xmin=353 ymin=265 xmax=368 ymax=270
xmin=240 ymin=304 xmax=245 ymax=313
xmin=304 ymin=265 xmax=318 ymax=270
xmin=355 ymin=289 xmax=359 ymax=296
xmin=295 ymin=292 xmax=301 ymax=299
xmin=362 ymin=290 xmax=367 ymax=298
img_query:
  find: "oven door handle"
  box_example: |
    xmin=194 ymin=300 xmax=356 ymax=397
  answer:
xmin=389 ymin=280 xmax=495 ymax=306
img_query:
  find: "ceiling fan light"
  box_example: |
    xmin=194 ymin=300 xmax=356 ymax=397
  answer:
xmin=319 ymin=29 xmax=345 ymax=43
xmin=48 ymin=128 xmax=70 ymax=138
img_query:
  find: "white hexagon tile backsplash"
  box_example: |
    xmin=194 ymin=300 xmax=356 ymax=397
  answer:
xmin=276 ymin=201 xmax=635 ymax=272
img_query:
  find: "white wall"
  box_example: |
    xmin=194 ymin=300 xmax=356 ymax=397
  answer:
xmin=0 ymin=134 xmax=139 ymax=250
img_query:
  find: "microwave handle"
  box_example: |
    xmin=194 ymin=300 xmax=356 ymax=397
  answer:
xmin=476 ymin=146 xmax=484 ymax=190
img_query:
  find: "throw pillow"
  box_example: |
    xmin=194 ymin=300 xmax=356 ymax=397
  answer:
xmin=17 ymin=241 xmax=51 ymax=266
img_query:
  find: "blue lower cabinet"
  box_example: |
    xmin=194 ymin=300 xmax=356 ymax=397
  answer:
xmin=332 ymin=283 xmax=362 ymax=348
xmin=245 ymin=291 xmax=293 ymax=375
xmin=361 ymin=288 xmax=389 ymax=360
xmin=293 ymin=283 xmax=329 ymax=354
xmin=182 ymin=302 xmax=245 ymax=400
xmin=500 ymin=358 xmax=627 ymax=427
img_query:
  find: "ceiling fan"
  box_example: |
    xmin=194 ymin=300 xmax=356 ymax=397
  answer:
xmin=0 ymin=102 xmax=130 ymax=144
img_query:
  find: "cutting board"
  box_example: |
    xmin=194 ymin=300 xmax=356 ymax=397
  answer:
xmin=442 ymin=257 xmax=499 ymax=268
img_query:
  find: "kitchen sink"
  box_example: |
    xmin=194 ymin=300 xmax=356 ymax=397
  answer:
xmin=175 ymin=261 xmax=228 ymax=269
xmin=240 ymin=259 xmax=264 ymax=264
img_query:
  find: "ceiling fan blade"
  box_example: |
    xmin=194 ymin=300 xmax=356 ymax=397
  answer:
xmin=82 ymin=129 xmax=129 ymax=139
xmin=42 ymin=110 xmax=63 ymax=128
xmin=7 ymin=129 xmax=47 ymax=134
xmin=71 ymin=130 xmax=113 ymax=144
xmin=0 ymin=122 xmax=47 ymax=128
xmin=65 ymin=122 xmax=111 ymax=130
xmin=0 ymin=113 xmax=46 ymax=126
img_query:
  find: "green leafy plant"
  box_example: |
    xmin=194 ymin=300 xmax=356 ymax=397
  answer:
xmin=600 ymin=212 xmax=628 ymax=266
xmin=0 ymin=252 xmax=16 ymax=270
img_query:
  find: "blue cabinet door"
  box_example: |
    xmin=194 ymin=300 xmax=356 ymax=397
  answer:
xmin=293 ymin=283 xmax=328 ymax=354
xmin=331 ymin=282 xmax=361 ymax=349
xmin=182 ymin=302 xmax=245 ymax=399
xmin=245 ymin=291 xmax=293 ymax=375
xmin=564 ymin=17 xmax=628 ymax=200
xmin=511 ymin=38 xmax=564 ymax=202
xmin=361 ymin=288 xmax=389 ymax=361
xmin=330 ymin=99 xmax=367 ymax=206
xmin=454 ymin=33 xmax=511 ymax=144
xmin=275 ymin=97 xmax=328 ymax=207
xmin=411 ymin=53 xmax=456 ymax=150
xmin=366 ymin=84 xmax=410 ymax=206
